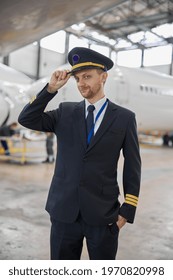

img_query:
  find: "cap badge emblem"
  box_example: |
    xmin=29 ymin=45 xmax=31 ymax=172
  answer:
xmin=72 ymin=54 xmax=80 ymax=64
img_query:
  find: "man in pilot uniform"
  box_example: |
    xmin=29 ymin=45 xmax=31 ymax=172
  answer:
xmin=18 ymin=47 xmax=141 ymax=260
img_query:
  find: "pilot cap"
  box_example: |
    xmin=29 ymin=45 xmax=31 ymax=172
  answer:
xmin=68 ymin=47 xmax=114 ymax=73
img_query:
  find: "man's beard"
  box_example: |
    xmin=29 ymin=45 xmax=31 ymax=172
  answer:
xmin=79 ymin=84 xmax=101 ymax=99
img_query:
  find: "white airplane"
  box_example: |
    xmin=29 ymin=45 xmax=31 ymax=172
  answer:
xmin=0 ymin=63 xmax=32 ymax=126
xmin=26 ymin=64 xmax=173 ymax=134
xmin=1 ymin=62 xmax=173 ymax=139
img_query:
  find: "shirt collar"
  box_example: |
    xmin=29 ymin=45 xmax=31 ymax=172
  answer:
xmin=85 ymin=96 xmax=107 ymax=116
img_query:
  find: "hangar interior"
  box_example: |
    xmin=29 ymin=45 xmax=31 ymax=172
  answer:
xmin=0 ymin=0 xmax=173 ymax=260
xmin=1 ymin=0 xmax=173 ymax=79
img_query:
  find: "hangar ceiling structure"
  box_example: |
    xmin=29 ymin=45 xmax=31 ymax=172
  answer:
xmin=0 ymin=0 xmax=173 ymax=57
xmin=0 ymin=0 xmax=128 ymax=56
xmin=66 ymin=0 xmax=173 ymax=51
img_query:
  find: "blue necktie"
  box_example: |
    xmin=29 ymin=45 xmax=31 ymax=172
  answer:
xmin=86 ymin=105 xmax=95 ymax=145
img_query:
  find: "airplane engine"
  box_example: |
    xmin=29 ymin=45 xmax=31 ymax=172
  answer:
xmin=0 ymin=82 xmax=30 ymax=127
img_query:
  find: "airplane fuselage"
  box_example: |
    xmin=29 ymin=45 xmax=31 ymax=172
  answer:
xmin=1 ymin=64 xmax=173 ymax=135
xmin=106 ymin=66 xmax=173 ymax=132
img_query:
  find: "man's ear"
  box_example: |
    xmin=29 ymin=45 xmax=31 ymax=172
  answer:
xmin=102 ymin=72 xmax=108 ymax=83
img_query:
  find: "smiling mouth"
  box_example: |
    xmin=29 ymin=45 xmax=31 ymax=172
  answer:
xmin=80 ymin=88 xmax=88 ymax=92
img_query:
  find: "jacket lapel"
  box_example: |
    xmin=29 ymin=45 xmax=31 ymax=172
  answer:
xmin=73 ymin=100 xmax=118 ymax=151
xmin=87 ymin=100 xmax=118 ymax=151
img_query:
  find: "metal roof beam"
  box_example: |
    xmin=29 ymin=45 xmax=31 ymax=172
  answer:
xmin=137 ymin=24 xmax=172 ymax=44
xmin=101 ymin=12 xmax=173 ymax=30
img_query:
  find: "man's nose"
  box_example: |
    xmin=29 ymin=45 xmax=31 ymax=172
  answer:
xmin=78 ymin=79 xmax=85 ymax=86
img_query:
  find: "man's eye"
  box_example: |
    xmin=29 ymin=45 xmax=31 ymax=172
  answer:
xmin=84 ymin=75 xmax=90 ymax=79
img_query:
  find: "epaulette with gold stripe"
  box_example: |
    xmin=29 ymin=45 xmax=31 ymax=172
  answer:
xmin=30 ymin=96 xmax=36 ymax=104
xmin=125 ymin=194 xmax=138 ymax=207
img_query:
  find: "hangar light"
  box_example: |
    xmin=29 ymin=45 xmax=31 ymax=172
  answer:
xmin=127 ymin=23 xmax=173 ymax=48
xmin=90 ymin=31 xmax=116 ymax=46
xmin=128 ymin=31 xmax=163 ymax=46
xmin=71 ymin=23 xmax=86 ymax=31
xmin=115 ymin=39 xmax=132 ymax=49
xmin=152 ymin=23 xmax=173 ymax=38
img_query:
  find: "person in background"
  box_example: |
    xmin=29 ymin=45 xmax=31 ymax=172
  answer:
xmin=0 ymin=122 xmax=18 ymax=155
xmin=43 ymin=132 xmax=55 ymax=163
xmin=18 ymin=47 xmax=141 ymax=260
xmin=162 ymin=132 xmax=169 ymax=146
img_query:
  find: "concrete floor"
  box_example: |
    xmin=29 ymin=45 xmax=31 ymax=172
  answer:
xmin=0 ymin=143 xmax=173 ymax=260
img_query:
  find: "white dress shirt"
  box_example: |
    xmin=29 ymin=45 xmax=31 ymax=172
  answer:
xmin=85 ymin=96 xmax=108 ymax=135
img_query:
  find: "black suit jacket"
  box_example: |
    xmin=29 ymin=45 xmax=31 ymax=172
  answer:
xmin=18 ymin=85 xmax=141 ymax=225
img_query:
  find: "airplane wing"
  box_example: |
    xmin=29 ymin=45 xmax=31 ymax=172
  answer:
xmin=1 ymin=0 xmax=119 ymax=56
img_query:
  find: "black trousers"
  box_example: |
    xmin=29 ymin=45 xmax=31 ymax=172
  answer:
xmin=50 ymin=214 xmax=119 ymax=260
